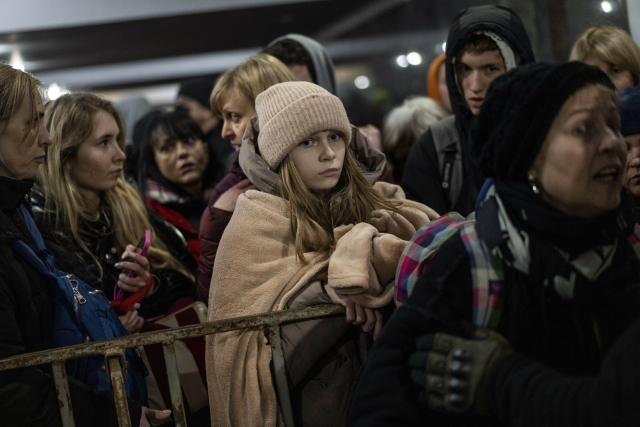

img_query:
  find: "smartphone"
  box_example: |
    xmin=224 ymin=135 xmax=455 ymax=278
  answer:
xmin=114 ymin=230 xmax=151 ymax=300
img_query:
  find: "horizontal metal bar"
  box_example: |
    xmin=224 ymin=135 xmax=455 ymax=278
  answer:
xmin=0 ymin=305 xmax=344 ymax=371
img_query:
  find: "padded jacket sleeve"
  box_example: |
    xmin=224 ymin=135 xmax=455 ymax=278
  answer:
xmin=400 ymin=129 xmax=447 ymax=216
xmin=196 ymin=206 xmax=233 ymax=303
xmin=485 ymin=317 xmax=640 ymax=427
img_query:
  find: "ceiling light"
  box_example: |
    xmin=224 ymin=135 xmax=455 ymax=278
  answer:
xmin=10 ymin=50 xmax=24 ymax=71
xmin=354 ymin=75 xmax=370 ymax=90
xmin=407 ymin=52 xmax=422 ymax=66
xmin=47 ymin=83 xmax=69 ymax=100
xmin=396 ymin=55 xmax=409 ymax=68
xmin=601 ymin=1 xmax=612 ymax=12
xmin=442 ymin=42 xmax=447 ymax=53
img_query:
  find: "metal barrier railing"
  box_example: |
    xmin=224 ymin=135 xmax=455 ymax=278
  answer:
xmin=0 ymin=304 xmax=345 ymax=427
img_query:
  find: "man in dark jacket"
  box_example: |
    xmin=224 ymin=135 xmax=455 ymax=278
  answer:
xmin=401 ymin=5 xmax=535 ymax=216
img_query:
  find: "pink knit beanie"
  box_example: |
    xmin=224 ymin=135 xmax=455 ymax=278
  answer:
xmin=255 ymin=81 xmax=351 ymax=170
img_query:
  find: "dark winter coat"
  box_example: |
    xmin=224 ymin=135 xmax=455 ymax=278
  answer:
xmin=0 ymin=176 xmax=141 ymax=427
xmin=347 ymin=185 xmax=640 ymax=426
xmin=485 ymin=316 xmax=640 ymax=427
xmin=401 ymin=5 xmax=535 ymax=216
xmin=30 ymin=184 xmax=197 ymax=319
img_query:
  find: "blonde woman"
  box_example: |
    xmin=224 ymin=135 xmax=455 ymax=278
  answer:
xmin=196 ymin=53 xmax=296 ymax=301
xmin=571 ymin=25 xmax=640 ymax=91
xmin=34 ymin=93 xmax=196 ymax=326
xmin=206 ymin=82 xmax=438 ymax=426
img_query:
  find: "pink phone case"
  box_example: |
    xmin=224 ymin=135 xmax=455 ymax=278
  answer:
xmin=114 ymin=230 xmax=151 ymax=301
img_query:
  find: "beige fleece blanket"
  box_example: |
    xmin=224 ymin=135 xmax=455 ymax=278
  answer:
xmin=206 ymin=182 xmax=438 ymax=426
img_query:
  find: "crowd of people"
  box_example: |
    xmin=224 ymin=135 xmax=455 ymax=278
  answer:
xmin=1 ymin=4 xmax=640 ymax=426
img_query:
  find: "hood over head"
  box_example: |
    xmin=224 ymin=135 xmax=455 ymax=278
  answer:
xmin=444 ymin=5 xmax=535 ymax=136
xmin=239 ymin=115 xmax=386 ymax=195
xmin=268 ymin=33 xmax=337 ymax=96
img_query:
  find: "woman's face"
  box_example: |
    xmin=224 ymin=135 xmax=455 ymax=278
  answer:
xmin=72 ymin=109 xmax=126 ymax=194
xmin=0 ymin=91 xmax=52 ymax=180
xmin=219 ymin=88 xmax=255 ymax=152
xmin=530 ymin=85 xmax=626 ymax=218
xmin=289 ymin=130 xmax=346 ymax=192
xmin=624 ymin=133 xmax=640 ymax=196
xmin=583 ymin=54 xmax=635 ymax=91
xmin=152 ymin=126 xmax=209 ymax=188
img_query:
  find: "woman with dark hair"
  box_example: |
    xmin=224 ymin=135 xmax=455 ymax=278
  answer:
xmin=138 ymin=109 xmax=220 ymax=263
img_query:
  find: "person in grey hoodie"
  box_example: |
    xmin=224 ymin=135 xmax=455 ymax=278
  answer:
xmin=263 ymin=33 xmax=338 ymax=96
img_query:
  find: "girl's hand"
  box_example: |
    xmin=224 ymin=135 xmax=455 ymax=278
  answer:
xmin=325 ymin=286 xmax=384 ymax=340
xmin=118 ymin=304 xmax=144 ymax=333
xmin=114 ymin=244 xmax=151 ymax=293
xmin=140 ymin=407 xmax=172 ymax=427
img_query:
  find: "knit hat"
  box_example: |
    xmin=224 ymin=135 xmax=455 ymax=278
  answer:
xmin=470 ymin=62 xmax=614 ymax=181
xmin=255 ymin=81 xmax=351 ymax=170
xmin=620 ymin=86 xmax=640 ymax=137
xmin=177 ymin=79 xmax=214 ymax=108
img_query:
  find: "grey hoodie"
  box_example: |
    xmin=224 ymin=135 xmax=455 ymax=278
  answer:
xmin=268 ymin=33 xmax=338 ymax=96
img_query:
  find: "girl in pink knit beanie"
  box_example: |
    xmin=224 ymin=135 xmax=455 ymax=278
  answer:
xmin=207 ymin=81 xmax=437 ymax=427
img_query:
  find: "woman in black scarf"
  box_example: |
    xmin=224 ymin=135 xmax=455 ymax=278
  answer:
xmin=347 ymin=62 xmax=640 ymax=427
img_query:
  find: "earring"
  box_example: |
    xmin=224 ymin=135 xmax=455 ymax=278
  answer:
xmin=528 ymin=174 xmax=540 ymax=195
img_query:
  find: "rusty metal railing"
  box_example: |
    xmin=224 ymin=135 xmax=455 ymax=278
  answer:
xmin=0 ymin=304 xmax=345 ymax=427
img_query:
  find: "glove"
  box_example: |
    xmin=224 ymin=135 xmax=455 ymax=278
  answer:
xmin=408 ymin=326 xmax=513 ymax=414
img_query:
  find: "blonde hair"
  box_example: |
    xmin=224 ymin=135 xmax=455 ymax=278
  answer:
xmin=39 ymin=93 xmax=193 ymax=280
xmin=279 ymin=142 xmax=402 ymax=264
xmin=0 ymin=64 xmax=42 ymax=177
xmin=210 ymin=54 xmax=296 ymax=116
xmin=570 ymin=26 xmax=640 ymax=85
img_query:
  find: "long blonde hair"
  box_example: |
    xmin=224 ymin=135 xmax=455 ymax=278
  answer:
xmin=210 ymin=54 xmax=296 ymax=116
xmin=279 ymin=141 xmax=402 ymax=264
xmin=38 ymin=93 xmax=192 ymax=279
xmin=570 ymin=26 xmax=640 ymax=85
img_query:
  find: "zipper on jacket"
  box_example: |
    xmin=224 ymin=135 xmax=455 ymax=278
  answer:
xmin=69 ymin=277 xmax=87 ymax=305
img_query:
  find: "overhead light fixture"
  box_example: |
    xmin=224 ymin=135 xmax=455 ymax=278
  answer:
xmin=601 ymin=1 xmax=612 ymax=12
xmin=354 ymin=75 xmax=370 ymax=90
xmin=10 ymin=49 xmax=24 ymax=71
xmin=47 ymin=83 xmax=69 ymax=101
xmin=442 ymin=42 xmax=447 ymax=53
xmin=407 ymin=52 xmax=422 ymax=66
xmin=396 ymin=55 xmax=409 ymax=68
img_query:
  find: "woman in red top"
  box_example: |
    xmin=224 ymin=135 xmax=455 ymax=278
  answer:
xmin=137 ymin=109 xmax=220 ymax=264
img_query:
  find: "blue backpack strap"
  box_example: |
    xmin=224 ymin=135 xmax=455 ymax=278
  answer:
xmin=13 ymin=204 xmax=148 ymax=403
xmin=459 ymin=222 xmax=504 ymax=330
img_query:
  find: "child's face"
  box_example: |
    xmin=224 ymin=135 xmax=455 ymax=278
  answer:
xmin=289 ymin=130 xmax=346 ymax=192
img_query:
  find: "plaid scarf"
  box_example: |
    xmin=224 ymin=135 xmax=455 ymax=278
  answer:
xmin=396 ymin=184 xmax=640 ymax=329
xmin=145 ymin=178 xmax=189 ymax=204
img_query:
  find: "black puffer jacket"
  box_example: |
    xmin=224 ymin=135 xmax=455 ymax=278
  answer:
xmin=0 ymin=176 xmax=141 ymax=427
xmin=30 ymin=184 xmax=197 ymax=319
xmin=401 ymin=5 xmax=535 ymax=216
